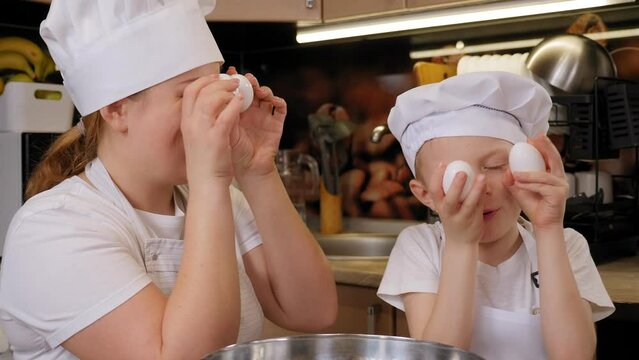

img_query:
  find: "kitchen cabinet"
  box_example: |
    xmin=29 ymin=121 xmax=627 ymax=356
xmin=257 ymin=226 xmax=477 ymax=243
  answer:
xmin=406 ymin=0 xmax=501 ymax=9
xmin=323 ymin=0 xmax=504 ymax=21
xmin=396 ymin=310 xmax=411 ymax=337
xmin=24 ymin=0 xmax=506 ymax=23
xmin=21 ymin=0 xmax=322 ymax=23
xmin=206 ymin=0 xmax=322 ymax=23
xmin=323 ymin=0 xmax=405 ymax=21
xmin=261 ymin=284 xmax=401 ymax=339
xmin=323 ymin=284 xmax=395 ymax=335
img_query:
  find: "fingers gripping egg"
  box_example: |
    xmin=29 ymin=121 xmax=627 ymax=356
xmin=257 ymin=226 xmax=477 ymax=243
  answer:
xmin=442 ymin=160 xmax=475 ymax=201
xmin=219 ymin=73 xmax=254 ymax=112
xmin=509 ymin=142 xmax=546 ymax=172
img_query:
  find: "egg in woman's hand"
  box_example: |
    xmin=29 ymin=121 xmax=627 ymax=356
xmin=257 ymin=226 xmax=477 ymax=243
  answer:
xmin=219 ymin=73 xmax=254 ymax=112
xmin=442 ymin=160 xmax=475 ymax=200
xmin=509 ymin=142 xmax=546 ymax=172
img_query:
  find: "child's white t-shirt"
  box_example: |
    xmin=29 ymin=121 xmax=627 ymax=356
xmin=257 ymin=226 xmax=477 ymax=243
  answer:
xmin=377 ymin=219 xmax=615 ymax=321
xmin=0 ymin=177 xmax=263 ymax=360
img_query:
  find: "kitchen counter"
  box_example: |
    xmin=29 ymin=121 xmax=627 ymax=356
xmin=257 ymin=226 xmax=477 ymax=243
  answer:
xmin=329 ymin=258 xmax=388 ymax=288
xmin=597 ymin=256 xmax=639 ymax=304
xmin=329 ymin=254 xmax=639 ymax=304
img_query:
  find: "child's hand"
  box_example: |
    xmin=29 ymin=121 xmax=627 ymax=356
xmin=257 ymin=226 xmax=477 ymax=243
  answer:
xmin=181 ymin=74 xmax=243 ymax=187
xmin=428 ymin=162 xmax=487 ymax=246
xmin=225 ymin=67 xmax=286 ymax=181
xmin=504 ymin=134 xmax=569 ymax=231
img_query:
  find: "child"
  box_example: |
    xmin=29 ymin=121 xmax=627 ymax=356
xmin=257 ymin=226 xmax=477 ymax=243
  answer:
xmin=0 ymin=1 xmax=336 ymax=359
xmin=377 ymin=71 xmax=614 ymax=359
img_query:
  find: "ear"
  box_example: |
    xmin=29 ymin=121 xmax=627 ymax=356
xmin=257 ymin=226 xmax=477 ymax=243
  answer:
xmin=409 ymin=178 xmax=435 ymax=210
xmin=99 ymin=99 xmax=129 ymax=133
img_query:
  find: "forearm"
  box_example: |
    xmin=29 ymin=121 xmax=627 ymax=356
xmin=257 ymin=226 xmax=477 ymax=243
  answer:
xmin=536 ymin=225 xmax=595 ymax=360
xmin=421 ymin=242 xmax=478 ymax=349
xmin=238 ymin=170 xmax=337 ymax=328
xmin=162 ymin=182 xmax=240 ymax=358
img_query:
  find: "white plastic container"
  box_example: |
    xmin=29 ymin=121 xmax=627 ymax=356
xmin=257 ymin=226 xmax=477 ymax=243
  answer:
xmin=0 ymin=81 xmax=74 ymax=133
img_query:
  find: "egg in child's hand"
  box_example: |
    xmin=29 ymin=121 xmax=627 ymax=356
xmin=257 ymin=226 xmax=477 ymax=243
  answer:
xmin=219 ymin=73 xmax=254 ymax=112
xmin=442 ymin=160 xmax=475 ymax=200
xmin=509 ymin=142 xmax=546 ymax=172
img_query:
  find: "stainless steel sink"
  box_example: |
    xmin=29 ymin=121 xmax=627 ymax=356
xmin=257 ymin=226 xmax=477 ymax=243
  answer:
xmin=314 ymin=233 xmax=397 ymax=258
xmin=307 ymin=215 xmax=419 ymax=235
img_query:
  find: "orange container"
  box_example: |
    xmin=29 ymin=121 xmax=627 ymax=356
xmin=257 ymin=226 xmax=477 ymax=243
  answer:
xmin=413 ymin=62 xmax=457 ymax=86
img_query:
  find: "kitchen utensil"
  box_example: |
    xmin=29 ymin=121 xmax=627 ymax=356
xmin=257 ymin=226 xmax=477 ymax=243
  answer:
xmin=308 ymin=113 xmax=356 ymax=234
xmin=276 ymin=149 xmax=320 ymax=223
xmin=308 ymin=113 xmax=355 ymax=195
xmin=203 ymin=334 xmax=484 ymax=360
xmin=575 ymin=170 xmax=613 ymax=204
xmin=526 ymin=34 xmax=617 ymax=94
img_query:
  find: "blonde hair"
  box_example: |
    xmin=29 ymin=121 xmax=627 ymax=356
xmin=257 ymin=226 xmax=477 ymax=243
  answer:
xmin=25 ymin=112 xmax=103 ymax=199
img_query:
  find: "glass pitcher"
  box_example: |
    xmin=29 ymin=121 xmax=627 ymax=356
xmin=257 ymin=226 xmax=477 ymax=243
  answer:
xmin=276 ymin=149 xmax=320 ymax=223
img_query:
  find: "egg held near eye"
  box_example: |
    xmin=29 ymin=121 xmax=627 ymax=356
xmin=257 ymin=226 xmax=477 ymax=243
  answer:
xmin=509 ymin=142 xmax=546 ymax=173
xmin=219 ymin=73 xmax=254 ymax=112
xmin=442 ymin=160 xmax=476 ymax=200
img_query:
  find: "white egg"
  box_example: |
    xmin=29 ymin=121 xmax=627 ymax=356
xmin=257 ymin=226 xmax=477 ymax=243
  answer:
xmin=509 ymin=142 xmax=546 ymax=172
xmin=219 ymin=73 xmax=254 ymax=112
xmin=442 ymin=160 xmax=475 ymax=200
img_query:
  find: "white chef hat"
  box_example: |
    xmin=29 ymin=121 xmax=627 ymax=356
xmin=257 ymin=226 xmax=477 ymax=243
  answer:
xmin=388 ymin=71 xmax=551 ymax=175
xmin=40 ymin=0 xmax=224 ymax=116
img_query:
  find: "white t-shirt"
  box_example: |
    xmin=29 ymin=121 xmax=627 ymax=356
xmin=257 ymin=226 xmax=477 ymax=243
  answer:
xmin=134 ymin=196 xmax=185 ymax=240
xmin=377 ymin=220 xmax=615 ymax=321
xmin=0 ymin=175 xmax=263 ymax=360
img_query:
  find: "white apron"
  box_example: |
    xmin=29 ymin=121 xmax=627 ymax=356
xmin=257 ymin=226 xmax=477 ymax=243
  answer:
xmin=85 ymin=159 xmax=263 ymax=343
xmin=469 ymin=224 xmax=546 ymax=359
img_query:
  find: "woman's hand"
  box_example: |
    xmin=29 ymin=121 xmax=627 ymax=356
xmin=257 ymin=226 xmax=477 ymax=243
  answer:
xmin=428 ymin=162 xmax=487 ymax=246
xmin=181 ymin=74 xmax=243 ymax=187
xmin=226 ymin=67 xmax=286 ymax=181
xmin=504 ymin=134 xmax=569 ymax=231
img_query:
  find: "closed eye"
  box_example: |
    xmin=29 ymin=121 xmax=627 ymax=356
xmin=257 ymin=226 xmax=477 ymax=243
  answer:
xmin=484 ymin=164 xmax=508 ymax=171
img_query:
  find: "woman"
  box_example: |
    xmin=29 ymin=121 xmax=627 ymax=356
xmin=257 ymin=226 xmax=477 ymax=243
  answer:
xmin=0 ymin=1 xmax=337 ymax=359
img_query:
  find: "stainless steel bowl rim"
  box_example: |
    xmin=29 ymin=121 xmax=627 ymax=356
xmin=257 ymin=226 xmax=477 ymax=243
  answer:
xmin=205 ymin=333 xmax=484 ymax=359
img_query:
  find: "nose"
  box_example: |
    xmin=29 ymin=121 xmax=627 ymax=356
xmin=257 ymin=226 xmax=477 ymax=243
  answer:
xmin=484 ymin=177 xmax=492 ymax=194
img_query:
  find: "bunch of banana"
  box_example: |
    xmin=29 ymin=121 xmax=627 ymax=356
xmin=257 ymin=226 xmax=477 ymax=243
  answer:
xmin=0 ymin=51 xmax=36 ymax=79
xmin=0 ymin=36 xmax=60 ymax=95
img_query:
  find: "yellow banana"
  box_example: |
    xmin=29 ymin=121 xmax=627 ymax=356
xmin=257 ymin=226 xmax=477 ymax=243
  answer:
xmin=0 ymin=78 xmax=4 ymax=95
xmin=39 ymin=54 xmax=58 ymax=81
xmin=8 ymin=72 xmax=34 ymax=83
xmin=0 ymin=51 xmax=36 ymax=79
xmin=0 ymin=37 xmax=43 ymax=77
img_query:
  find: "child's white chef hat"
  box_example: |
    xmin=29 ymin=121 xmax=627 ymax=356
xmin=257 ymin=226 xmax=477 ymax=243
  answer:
xmin=40 ymin=0 xmax=224 ymax=116
xmin=388 ymin=71 xmax=551 ymax=175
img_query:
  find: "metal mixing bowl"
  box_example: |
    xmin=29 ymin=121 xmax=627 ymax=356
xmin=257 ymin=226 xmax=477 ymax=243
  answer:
xmin=203 ymin=334 xmax=484 ymax=360
xmin=526 ymin=34 xmax=617 ymax=94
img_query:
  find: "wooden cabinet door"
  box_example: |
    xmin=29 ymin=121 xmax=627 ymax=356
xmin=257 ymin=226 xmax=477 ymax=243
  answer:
xmin=324 ymin=284 xmax=395 ymax=335
xmin=395 ymin=309 xmax=411 ymax=337
xmin=406 ymin=0 xmax=500 ymax=9
xmin=261 ymin=284 xmax=395 ymax=339
xmin=207 ymin=0 xmax=322 ymax=22
xmin=323 ymin=0 xmax=405 ymax=21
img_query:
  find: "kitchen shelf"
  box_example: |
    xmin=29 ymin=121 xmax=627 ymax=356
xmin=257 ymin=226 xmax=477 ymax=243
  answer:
xmin=557 ymin=77 xmax=639 ymax=262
